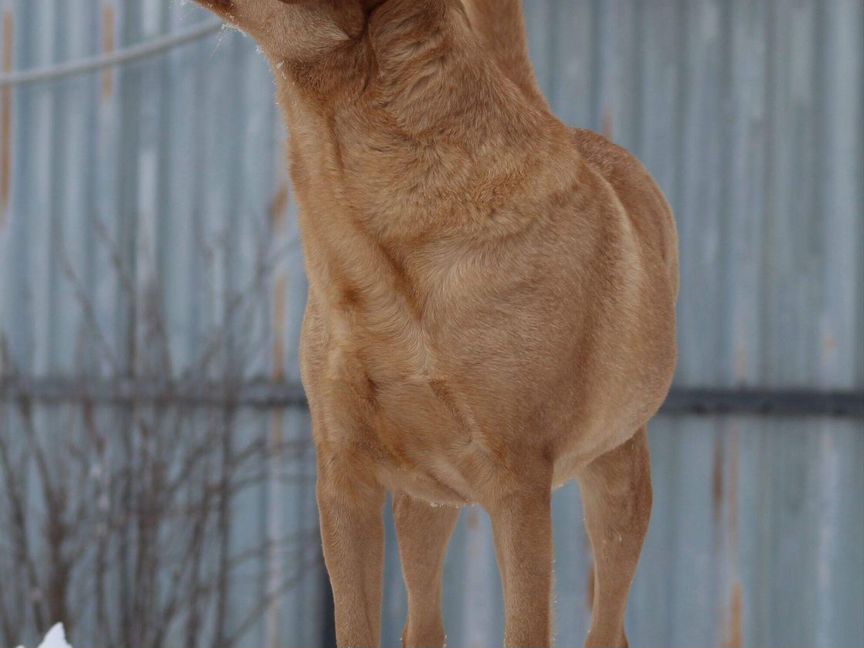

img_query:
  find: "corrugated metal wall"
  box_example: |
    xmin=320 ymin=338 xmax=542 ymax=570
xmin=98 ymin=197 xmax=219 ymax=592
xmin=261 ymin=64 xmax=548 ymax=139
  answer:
xmin=1 ymin=1 xmax=862 ymax=647
xmin=0 ymin=2 xmax=324 ymax=647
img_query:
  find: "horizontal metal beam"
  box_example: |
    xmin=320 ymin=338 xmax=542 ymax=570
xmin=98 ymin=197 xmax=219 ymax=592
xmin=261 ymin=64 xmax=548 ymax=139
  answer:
xmin=0 ymin=376 xmax=862 ymax=418
xmin=662 ymin=386 xmax=864 ymax=418
xmin=0 ymin=376 xmax=308 ymax=409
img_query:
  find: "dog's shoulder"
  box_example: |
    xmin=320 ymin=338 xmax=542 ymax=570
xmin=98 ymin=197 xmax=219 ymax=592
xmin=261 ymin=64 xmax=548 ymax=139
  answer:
xmin=570 ymin=128 xmax=643 ymax=177
xmin=570 ymin=128 xmax=678 ymax=288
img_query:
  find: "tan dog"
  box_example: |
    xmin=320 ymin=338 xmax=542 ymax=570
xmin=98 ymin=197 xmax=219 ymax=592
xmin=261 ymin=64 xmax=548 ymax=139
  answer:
xmin=193 ymin=1 xmax=678 ymax=646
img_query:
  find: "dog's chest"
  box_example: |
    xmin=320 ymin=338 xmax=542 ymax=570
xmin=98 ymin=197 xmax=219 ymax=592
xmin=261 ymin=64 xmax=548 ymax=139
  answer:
xmin=324 ymin=300 xmax=434 ymax=384
xmin=321 ymin=309 xmax=477 ymax=464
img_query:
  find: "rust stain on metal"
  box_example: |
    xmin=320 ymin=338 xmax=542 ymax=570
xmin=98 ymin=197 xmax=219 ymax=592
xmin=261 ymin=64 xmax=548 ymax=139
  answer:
xmin=822 ymin=333 xmax=838 ymax=367
xmin=712 ymin=432 xmax=724 ymax=522
xmin=270 ymin=409 xmax=285 ymax=452
xmin=269 ymin=182 xmax=289 ymax=230
xmin=727 ymin=427 xmax=739 ymax=540
xmin=722 ymin=427 xmax=742 ymax=648
xmin=270 ymin=269 xmax=288 ymax=447
xmin=1 ymin=8 xmax=14 ymax=225
xmin=101 ymin=4 xmax=116 ymax=100
xmin=269 ymin=178 xmax=290 ymax=382
xmin=602 ymin=106 xmax=614 ymax=140
xmin=723 ymin=581 xmax=744 ymax=648
xmin=272 ymin=274 xmax=287 ymax=380
xmin=735 ymin=343 xmax=748 ymax=379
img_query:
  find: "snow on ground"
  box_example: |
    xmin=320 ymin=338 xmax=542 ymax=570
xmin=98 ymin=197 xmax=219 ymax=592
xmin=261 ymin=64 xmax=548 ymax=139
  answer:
xmin=15 ymin=624 xmax=72 ymax=648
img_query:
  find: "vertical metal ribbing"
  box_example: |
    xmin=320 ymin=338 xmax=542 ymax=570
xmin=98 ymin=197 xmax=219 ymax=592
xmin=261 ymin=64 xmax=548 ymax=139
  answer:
xmin=0 ymin=2 xmax=862 ymax=647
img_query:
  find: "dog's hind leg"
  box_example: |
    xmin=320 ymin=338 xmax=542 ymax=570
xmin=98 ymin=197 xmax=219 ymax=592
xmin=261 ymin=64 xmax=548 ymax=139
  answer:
xmin=393 ymin=493 xmax=460 ymax=648
xmin=578 ymin=427 xmax=653 ymax=648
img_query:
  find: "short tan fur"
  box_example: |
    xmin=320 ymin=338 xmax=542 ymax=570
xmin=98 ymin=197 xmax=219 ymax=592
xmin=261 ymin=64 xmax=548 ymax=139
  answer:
xmin=193 ymin=1 xmax=679 ymax=646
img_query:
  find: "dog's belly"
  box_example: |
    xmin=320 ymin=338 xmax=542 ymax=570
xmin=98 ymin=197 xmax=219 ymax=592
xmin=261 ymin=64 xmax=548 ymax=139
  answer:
xmin=377 ymin=456 xmax=475 ymax=507
xmin=309 ymin=270 xmax=675 ymax=504
xmin=319 ymin=340 xmax=672 ymax=506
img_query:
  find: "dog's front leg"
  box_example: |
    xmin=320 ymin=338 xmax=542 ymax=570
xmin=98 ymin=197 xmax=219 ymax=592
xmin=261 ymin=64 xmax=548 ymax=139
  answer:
xmin=488 ymin=476 xmax=554 ymax=648
xmin=393 ymin=492 xmax=460 ymax=648
xmin=317 ymin=451 xmax=387 ymax=648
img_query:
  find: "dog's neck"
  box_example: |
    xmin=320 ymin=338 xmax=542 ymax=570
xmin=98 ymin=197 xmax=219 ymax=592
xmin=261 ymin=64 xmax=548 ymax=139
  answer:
xmin=271 ymin=2 xmax=573 ymax=250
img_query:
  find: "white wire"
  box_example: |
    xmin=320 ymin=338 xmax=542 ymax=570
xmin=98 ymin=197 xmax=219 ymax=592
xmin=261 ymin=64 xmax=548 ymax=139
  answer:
xmin=0 ymin=20 xmax=224 ymax=88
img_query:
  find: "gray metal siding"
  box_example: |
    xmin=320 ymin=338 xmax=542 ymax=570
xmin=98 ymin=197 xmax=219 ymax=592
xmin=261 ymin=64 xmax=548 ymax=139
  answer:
xmin=0 ymin=0 xmax=862 ymax=646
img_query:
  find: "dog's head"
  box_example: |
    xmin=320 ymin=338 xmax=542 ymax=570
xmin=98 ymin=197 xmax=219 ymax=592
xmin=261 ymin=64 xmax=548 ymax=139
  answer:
xmin=195 ymin=0 xmax=380 ymax=64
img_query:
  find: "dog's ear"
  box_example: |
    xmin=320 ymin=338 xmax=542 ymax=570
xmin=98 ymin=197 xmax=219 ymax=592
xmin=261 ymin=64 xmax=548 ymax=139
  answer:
xmin=195 ymin=0 xmax=365 ymax=62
